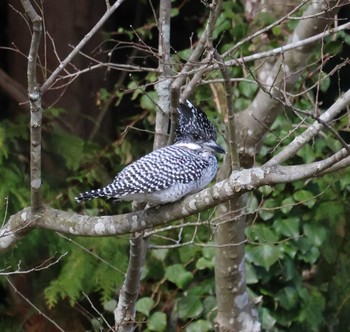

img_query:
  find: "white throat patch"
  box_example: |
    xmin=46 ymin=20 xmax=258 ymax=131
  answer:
xmin=176 ymin=142 xmax=201 ymax=150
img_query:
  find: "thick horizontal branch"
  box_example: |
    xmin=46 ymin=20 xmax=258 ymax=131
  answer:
xmin=1 ymin=151 xmax=349 ymax=252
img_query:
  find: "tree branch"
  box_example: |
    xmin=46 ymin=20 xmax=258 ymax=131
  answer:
xmin=2 ymin=148 xmax=349 ymax=252
xmin=175 ymin=16 xmax=350 ymax=92
xmin=154 ymin=0 xmax=172 ymax=149
xmin=21 ymin=0 xmax=43 ymax=214
xmin=170 ymin=0 xmax=222 ymax=102
xmin=114 ymin=1 xmax=173 ymax=330
xmin=114 ymin=233 xmax=147 ymax=331
xmin=6 ymin=277 xmax=64 ymax=331
xmin=265 ymin=88 xmax=350 ymax=166
xmin=235 ymin=0 xmax=347 ymax=167
xmin=40 ymin=0 xmax=126 ymax=94
xmin=213 ymin=45 xmax=260 ymax=332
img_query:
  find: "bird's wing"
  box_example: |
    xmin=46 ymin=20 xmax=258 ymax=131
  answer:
xmin=109 ymin=145 xmax=210 ymax=196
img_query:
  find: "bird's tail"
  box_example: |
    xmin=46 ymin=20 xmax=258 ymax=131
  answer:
xmin=75 ymin=188 xmax=108 ymax=203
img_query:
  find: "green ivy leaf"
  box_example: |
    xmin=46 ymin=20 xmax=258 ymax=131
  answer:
xmin=185 ymin=320 xmax=212 ymax=332
xmin=238 ymin=78 xmax=258 ymax=98
xmin=280 ymin=197 xmax=295 ymax=214
xmin=293 ymin=190 xmax=316 ymax=208
xmin=260 ymin=307 xmax=277 ymax=330
xmin=276 ymin=286 xmax=298 ymax=310
xmin=203 ymin=296 xmax=216 ymax=316
xmin=280 ymin=242 xmax=298 ymax=259
xmin=272 ymin=26 xmax=281 ymax=36
xmin=103 ymin=299 xmax=117 ymax=313
xmin=147 ymin=311 xmax=167 ymax=332
xmin=165 ymin=264 xmax=193 ymax=289
xmin=299 ymin=246 xmax=320 ymax=264
xmin=202 ymin=246 xmax=215 ymax=260
xmin=140 ymin=92 xmax=158 ymax=111
xmin=315 ymin=201 xmax=344 ymax=224
xmin=246 ymin=224 xmax=278 ymax=243
xmin=177 ymin=296 xmax=203 ymax=320
xmin=179 ymin=245 xmax=201 ymax=264
xmin=303 ymin=224 xmax=327 ymax=246
xmin=296 ymin=145 xmax=316 ymax=164
xmin=259 ymin=198 xmax=277 ymax=221
xmin=170 ymin=8 xmax=179 ymax=17
xmin=136 ymin=297 xmax=155 ymax=317
xmin=298 ymin=288 xmax=325 ymax=328
xmin=196 ymin=257 xmax=214 ymax=270
xmin=246 ymin=263 xmax=259 ymax=284
xmin=246 ymin=244 xmax=282 ymax=270
xmin=273 ymin=217 xmax=300 ymax=238
xmin=151 ymin=249 xmax=168 ymax=262
xmin=319 ymin=72 xmax=331 ymax=92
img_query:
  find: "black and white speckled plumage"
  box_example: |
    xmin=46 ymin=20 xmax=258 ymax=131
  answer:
xmin=75 ymin=100 xmax=225 ymax=204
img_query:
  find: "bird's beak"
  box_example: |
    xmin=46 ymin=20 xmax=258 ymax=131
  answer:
xmin=204 ymin=140 xmax=226 ymax=154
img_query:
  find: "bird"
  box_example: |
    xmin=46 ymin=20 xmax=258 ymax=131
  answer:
xmin=75 ymin=100 xmax=225 ymax=205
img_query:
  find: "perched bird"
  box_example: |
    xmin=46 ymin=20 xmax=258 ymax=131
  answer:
xmin=75 ymin=100 xmax=225 ymax=205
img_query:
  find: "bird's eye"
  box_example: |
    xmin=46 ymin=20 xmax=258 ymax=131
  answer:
xmin=193 ymin=133 xmax=200 ymax=139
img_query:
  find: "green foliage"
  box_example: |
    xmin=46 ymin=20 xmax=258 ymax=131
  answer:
xmin=0 ymin=104 xmax=135 ymax=328
xmin=245 ymin=133 xmax=350 ymax=331
xmin=136 ymin=297 xmax=155 ymax=317
xmin=0 ymin=115 xmax=30 ymax=222
xmin=147 ymin=312 xmax=167 ymax=332
xmin=165 ymin=264 xmax=193 ymax=289
xmin=44 ymin=237 xmax=128 ymax=308
xmin=48 ymin=128 xmax=98 ymax=172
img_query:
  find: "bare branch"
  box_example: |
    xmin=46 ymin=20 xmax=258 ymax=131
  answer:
xmin=0 ymin=253 xmax=67 ymax=275
xmin=265 ymin=88 xmax=350 ymax=166
xmin=83 ymin=292 xmax=115 ymax=331
xmin=176 ymin=20 xmax=350 ymax=95
xmin=114 ymin=2 xmax=173 ymax=330
xmin=170 ymin=0 xmax=222 ymax=101
xmin=40 ymin=0 xmax=126 ymax=94
xmin=213 ymin=51 xmax=239 ymax=169
xmin=114 ymin=233 xmax=147 ymax=331
xmin=225 ymin=22 xmax=350 ymax=67
xmin=21 ymin=0 xmax=44 ymax=213
xmin=222 ymin=0 xmax=310 ymax=58
xmin=6 ymin=277 xmax=65 ymax=332
xmin=154 ymin=0 xmax=172 ymax=149
xmin=236 ymin=0 xmax=348 ymax=166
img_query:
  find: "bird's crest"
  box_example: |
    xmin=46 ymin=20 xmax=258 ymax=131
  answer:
xmin=175 ymin=100 xmax=217 ymax=143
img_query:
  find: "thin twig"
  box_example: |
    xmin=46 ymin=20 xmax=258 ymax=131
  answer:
xmin=83 ymin=292 xmax=115 ymax=331
xmin=6 ymin=277 xmax=65 ymax=332
xmin=0 ymin=252 xmax=67 ymax=275
xmin=265 ymin=88 xmax=350 ymax=166
xmin=222 ymin=0 xmax=310 ymax=58
xmin=57 ymin=233 xmax=126 ymax=275
xmin=40 ymin=0 xmax=126 ymax=93
xmin=184 ymin=21 xmax=350 ymax=83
